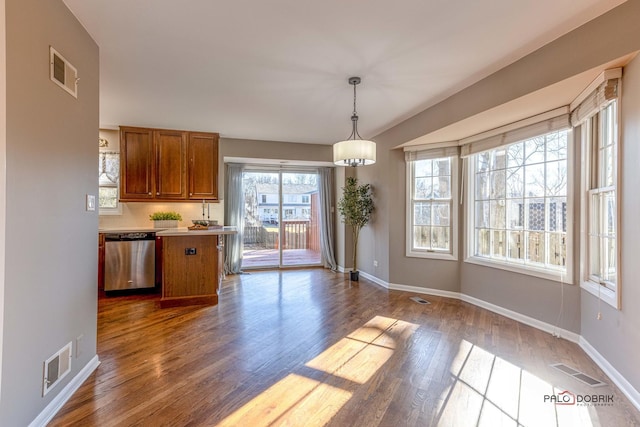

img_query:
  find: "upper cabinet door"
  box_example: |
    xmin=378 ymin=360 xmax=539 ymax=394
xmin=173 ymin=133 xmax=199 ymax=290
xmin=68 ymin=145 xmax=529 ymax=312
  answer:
xmin=155 ymin=130 xmax=187 ymax=199
xmin=120 ymin=127 xmax=154 ymax=200
xmin=188 ymin=132 xmax=219 ymax=200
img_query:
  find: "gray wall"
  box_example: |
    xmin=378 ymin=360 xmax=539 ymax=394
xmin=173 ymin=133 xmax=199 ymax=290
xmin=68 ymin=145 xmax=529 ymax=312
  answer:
xmin=1 ymin=0 xmax=99 ymax=425
xmin=580 ymin=54 xmax=640 ymax=393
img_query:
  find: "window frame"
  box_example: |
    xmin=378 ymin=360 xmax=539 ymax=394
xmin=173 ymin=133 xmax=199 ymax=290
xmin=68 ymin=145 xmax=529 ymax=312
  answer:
xmin=405 ymin=155 xmax=459 ymax=261
xmin=580 ymin=100 xmax=620 ymax=309
xmin=464 ymin=129 xmax=574 ymax=283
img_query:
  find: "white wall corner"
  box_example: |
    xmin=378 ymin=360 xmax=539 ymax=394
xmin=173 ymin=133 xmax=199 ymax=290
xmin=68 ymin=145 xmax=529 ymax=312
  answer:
xmin=579 ymin=337 xmax=640 ymax=412
xmin=29 ymin=356 xmax=100 ymax=427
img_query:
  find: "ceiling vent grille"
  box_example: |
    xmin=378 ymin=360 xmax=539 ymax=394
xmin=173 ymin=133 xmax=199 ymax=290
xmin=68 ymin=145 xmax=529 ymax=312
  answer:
xmin=49 ymin=46 xmax=78 ymax=98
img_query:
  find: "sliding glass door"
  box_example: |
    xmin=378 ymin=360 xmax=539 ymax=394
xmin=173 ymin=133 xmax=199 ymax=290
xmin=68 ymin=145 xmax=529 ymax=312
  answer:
xmin=242 ymin=170 xmax=321 ymax=269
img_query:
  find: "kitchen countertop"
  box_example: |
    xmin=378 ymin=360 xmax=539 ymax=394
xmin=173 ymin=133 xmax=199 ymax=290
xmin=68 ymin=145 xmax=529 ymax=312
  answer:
xmin=99 ymin=227 xmax=160 ymax=233
xmin=155 ymin=226 xmax=238 ymax=237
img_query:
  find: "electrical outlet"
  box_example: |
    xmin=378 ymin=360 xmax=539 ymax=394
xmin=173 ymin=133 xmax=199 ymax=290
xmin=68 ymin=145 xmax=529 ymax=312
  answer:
xmin=373 ymin=260 xmax=378 ymax=267
xmin=76 ymin=334 xmax=84 ymax=358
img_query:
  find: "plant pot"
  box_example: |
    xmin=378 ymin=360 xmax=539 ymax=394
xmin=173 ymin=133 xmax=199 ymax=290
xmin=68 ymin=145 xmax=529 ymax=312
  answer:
xmin=350 ymin=270 xmax=359 ymax=281
xmin=153 ymin=220 xmax=179 ymax=229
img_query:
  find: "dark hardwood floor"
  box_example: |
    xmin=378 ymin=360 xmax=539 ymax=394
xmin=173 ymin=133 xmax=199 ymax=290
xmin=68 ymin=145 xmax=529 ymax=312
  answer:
xmin=51 ymin=269 xmax=640 ymax=426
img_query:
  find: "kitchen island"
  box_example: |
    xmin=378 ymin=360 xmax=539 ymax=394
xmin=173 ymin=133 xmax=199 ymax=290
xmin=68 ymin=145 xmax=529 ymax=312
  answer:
xmin=155 ymin=227 xmax=237 ymax=308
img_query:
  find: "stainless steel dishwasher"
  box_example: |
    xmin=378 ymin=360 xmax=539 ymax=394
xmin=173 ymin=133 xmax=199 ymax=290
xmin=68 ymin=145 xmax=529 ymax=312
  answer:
xmin=104 ymin=232 xmax=156 ymax=291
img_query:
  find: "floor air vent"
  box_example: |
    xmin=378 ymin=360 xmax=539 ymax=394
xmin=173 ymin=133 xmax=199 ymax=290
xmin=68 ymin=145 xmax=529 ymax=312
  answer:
xmin=551 ymin=363 xmax=606 ymax=387
xmin=410 ymin=296 xmax=430 ymax=305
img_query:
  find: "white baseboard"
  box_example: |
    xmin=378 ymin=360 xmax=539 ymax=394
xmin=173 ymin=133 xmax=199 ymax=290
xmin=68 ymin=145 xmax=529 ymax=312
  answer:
xmin=336 ymin=265 xmax=347 ymax=273
xmin=358 ymin=270 xmax=389 ymax=288
xmin=29 ymin=355 xmax=100 ymax=427
xmin=579 ymin=337 xmax=640 ymax=412
xmin=389 ymin=281 xmax=462 ymax=301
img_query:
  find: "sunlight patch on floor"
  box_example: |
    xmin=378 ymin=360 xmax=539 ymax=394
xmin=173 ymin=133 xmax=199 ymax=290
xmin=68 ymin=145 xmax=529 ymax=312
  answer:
xmin=439 ymin=340 xmax=596 ymax=427
xmin=217 ymin=316 xmax=418 ymax=426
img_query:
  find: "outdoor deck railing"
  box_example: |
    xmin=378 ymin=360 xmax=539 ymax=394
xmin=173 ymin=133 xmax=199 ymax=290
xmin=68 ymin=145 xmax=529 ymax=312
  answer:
xmin=244 ymin=220 xmax=319 ymax=251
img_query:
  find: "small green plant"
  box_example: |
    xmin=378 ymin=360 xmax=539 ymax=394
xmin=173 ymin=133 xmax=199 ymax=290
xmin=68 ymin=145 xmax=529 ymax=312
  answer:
xmin=338 ymin=177 xmax=374 ymax=272
xmin=149 ymin=211 xmax=183 ymax=221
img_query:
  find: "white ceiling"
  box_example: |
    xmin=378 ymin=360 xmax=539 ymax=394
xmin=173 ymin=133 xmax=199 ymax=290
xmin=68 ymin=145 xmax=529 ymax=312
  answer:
xmin=63 ymin=0 xmax=626 ymax=145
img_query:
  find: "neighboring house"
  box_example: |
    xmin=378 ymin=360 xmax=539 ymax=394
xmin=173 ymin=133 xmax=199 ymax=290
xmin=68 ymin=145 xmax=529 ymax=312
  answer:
xmin=254 ymin=183 xmax=315 ymax=223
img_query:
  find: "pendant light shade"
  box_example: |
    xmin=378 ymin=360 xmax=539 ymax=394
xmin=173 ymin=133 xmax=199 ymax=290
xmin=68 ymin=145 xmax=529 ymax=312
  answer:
xmin=333 ymin=77 xmax=376 ymax=167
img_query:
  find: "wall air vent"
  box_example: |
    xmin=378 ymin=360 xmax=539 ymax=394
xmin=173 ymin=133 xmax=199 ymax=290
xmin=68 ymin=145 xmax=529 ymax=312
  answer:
xmin=42 ymin=342 xmax=72 ymax=396
xmin=49 ymin=46 xmax=78 ymax=98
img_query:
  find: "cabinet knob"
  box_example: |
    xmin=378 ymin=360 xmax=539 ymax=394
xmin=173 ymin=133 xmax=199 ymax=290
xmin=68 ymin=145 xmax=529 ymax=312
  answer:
xmin=189 ymin=192 xmax=193 ymax=196
xmin=156 ymin=192 xmax=160 ymax=195
xmin=148 ymin=192 xmax=152 ymax=195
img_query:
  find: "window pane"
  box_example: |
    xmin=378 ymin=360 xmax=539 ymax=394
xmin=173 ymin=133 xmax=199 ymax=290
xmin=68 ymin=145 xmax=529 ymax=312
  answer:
xmin=549 ymin=233 xmax=566 ymax=267
xmin=492 ymin=230 xmax=506 ymax=258
xmin=99 ymin=187 xmax=118 ymax=208
xmin=433 ymin=203 xmax=450 ymax=226
xmin=476 ymin=229 xmax=490 ymax=256
xmin=603 ymin=146 xmax=615 ymax=187
xmin=433 ymin=176 xmax=451 ymax=198
xmin=524 ymin=137 xmax=545 ymax=164
xmin=415 ymin=159 xmax=432 ymax=177
xmin=526 ymin=199 xmax=545 ymax=231
xmin=524 ymin=163 xmax=545 ymax=197
xmin=415 ymin=177 xmax=432 ymax=199
xmin=603 ymin=237 xmax=616 ymax=285
xmin=546 ymin=131 xmax=567 ymax=161
xmin=546 ymin=160 xmax=567 ymax=196
xmin=414 ymin=202 xmax=431 ymax=225
xmin=604 ymin=191 xmax=616 ymax=236
xmin=589 ymin=236 xmax=600 ymax=278
xmin=476 ymin=201 xmax=489 ymax=228
xmin=433 ymin=159 xmax=450 ymax=176
xmin=526 ymin=231 xmax=545 ymax=264
xmin=506 ymin=199 xmax=524 ymax=230
xmin=413 ymin=226 xmax=431 ymax=249
xmin=505 ymin=167 xmax=524 ymax=198
xmin=507 ymin=144 xmax=524 ymax=167
xmin=549 ymin=198 xmax=567 ymax=232
xmin=490 ymin=170 xmax=506 ymax=198
xmin=490 ymin=200 xmax=505 ymax=229
xmin=476 ymin=172 xmax=490 ymax=200
xmin=508 ymin=231 xmax=524 ymax=260
xmin=431 ymin=227 xmax=450 ymax=250
xmin=477 ymin=152 xmax=491 ymax=172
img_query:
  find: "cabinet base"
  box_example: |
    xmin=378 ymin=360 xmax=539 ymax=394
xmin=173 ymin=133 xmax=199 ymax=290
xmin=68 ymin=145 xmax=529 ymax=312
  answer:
xmin=159 ymin=295 xmax=218 ymax=308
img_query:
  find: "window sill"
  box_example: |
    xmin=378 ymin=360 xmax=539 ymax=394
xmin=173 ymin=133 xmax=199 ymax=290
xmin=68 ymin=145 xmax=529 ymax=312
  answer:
xmin=407 ymin=250 xmax=457 ymax=261
xmin=464 ymin=256 xmax=572 ymax=284
xmin=581 ymin=280 xmax=619 ymax=309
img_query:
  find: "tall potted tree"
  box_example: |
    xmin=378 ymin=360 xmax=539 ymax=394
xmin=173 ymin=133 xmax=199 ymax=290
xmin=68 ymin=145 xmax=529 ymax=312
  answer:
xmin=338 ymin=177 xmax=374 ymax=281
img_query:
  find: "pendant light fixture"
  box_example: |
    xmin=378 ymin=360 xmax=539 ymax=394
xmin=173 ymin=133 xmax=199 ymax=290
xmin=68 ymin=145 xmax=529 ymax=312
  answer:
xmin=333 ymin=76 xmax=376 ymax=167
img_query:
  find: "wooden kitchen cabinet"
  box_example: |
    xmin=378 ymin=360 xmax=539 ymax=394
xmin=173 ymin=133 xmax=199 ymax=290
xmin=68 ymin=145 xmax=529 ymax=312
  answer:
xmin=120 ymin=127 xmax=154 ymax=200
xmin=119 ymin=126 xmax=218 ymax=202
xmin=154 ymin=129 xmax=187 ymax=199
xmin=188 ymin=132 xmax=219 ymax=200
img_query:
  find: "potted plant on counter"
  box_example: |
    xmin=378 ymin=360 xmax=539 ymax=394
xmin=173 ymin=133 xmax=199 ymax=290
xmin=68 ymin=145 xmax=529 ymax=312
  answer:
xmin=338 ymin=177 xmax=374 ymax=281
xmin=149 ymin=211 xmax=182 ymax=228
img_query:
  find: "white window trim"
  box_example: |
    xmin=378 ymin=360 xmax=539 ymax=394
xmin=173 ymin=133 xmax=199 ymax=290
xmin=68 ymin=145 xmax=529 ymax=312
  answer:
xmin=464 ymin=132 xmax=574 ymax=284
xmin=406 ymin=156 xmax=459 ymax=261
xmin=579 ymin=108 xmax=621 ymax=309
